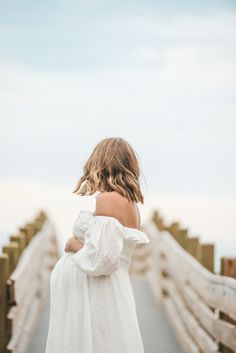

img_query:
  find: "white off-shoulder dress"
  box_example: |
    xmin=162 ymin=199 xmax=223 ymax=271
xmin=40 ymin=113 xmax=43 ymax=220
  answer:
xmin=44 ymin=207 xmax=150 ymax=353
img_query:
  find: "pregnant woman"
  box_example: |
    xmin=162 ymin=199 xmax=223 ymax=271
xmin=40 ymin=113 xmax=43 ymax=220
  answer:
xmin=44 ymin=137 xmax=150 ymax=353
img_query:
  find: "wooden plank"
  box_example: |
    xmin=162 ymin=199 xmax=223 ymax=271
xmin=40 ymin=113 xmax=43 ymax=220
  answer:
xmin=129 ymin=248 xmax=150 ymax=275
xmin=10 ymin=222 xmax=51 ymax=306
xmin=5 ymin=217 xmax=59 ymax=353
xmin=132 ymin=250 xmax=151 ymax=262
xmin=7 ymin=296 xmax=43 ymax=353
xmin=175 ymin=280 xmax=236 ymax=351
xmin=162 ymin=277 xmax=219 ymax=353
xmin=163 ymin=296 xmax=201 ymax=353
xmin=7 ymin=277 xmax=39 ymax=335
xmin=158 ymin=256 xmax=236 ymax=351
xmin=157 ymin=231 xmax=236 ymax=321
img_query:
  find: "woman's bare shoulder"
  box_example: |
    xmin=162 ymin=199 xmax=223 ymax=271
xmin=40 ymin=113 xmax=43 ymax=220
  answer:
xmin=95 ymin=191 xmax=128 ymax=218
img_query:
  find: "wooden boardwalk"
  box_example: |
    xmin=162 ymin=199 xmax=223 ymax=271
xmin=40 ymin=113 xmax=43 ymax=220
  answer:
xmin=3 ymin=213 xmax=236 ymax=353
xmin=25 ymin=275 xmax=182 ymax=353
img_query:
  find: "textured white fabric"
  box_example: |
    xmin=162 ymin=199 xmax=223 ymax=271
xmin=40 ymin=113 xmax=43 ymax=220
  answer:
xmin=45 ymin=209 xmax=150 ymax=353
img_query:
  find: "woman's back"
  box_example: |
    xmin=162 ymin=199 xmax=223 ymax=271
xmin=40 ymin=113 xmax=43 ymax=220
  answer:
xmin=95 ymin=190 xmax=141 ymax=230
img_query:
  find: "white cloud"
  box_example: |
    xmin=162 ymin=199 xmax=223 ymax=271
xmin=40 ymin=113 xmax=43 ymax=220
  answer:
xmin=125 ymin=10 xmax=236 ymax=41
xmin=0 ymin=7 xmax=235 ymax=257
xmin=0 ymin=8 xmax=235 ymax=190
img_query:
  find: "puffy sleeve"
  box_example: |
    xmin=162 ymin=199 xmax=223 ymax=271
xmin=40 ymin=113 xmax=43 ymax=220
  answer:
xmin=72 ymin=210 xmax=94 ymax=240
xmin=71 ymin=217 xmax=125 ymax=277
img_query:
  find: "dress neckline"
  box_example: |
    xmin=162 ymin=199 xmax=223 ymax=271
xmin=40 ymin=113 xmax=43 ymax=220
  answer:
xmin=80 ymin=210 xmax=146 ymax=235
xmin=78 ymin=210 xmax=150 ymax=244
xmin=94 ymin=214 xmax=143 ymax=233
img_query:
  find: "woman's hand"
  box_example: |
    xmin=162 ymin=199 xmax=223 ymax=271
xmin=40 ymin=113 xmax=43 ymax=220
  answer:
xmin=64 ymin=236 xmax=84 ymax=253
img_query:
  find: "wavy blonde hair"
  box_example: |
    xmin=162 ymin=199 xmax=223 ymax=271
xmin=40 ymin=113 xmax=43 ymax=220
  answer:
xmin=72 ymin=137 xmax=144 ymax=204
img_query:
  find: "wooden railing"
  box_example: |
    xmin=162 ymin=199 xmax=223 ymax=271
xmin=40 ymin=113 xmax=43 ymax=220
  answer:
xmin=131 ymin=210 xmax=236 ymax=353
xmin=0 ymin=210 xmax=60 ymax=353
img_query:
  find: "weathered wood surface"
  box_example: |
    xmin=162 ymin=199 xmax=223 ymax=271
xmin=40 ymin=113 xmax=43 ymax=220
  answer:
xmin=157 ymin=231 xmax=236 ymax=322
xmin=141 ymin=218 xmax=236 ymax=353
xmin=0 ymin=211 xmax=60 ymax=353
xmin=220 ymin=257 xmax=236 ymax=353
xmin=0 ymin=254 xmax=8 ymax=353
xmin=2 ymin=208 xmax=236 ymax=353
xmin=152 ymin=211 xmax=215 ymax=273
xmin=6 ymin=220 xmax=60 ymax=353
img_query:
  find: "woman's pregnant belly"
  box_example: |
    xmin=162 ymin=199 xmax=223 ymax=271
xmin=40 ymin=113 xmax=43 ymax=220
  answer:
xmin=50 ymin=252 xmax=78 ymax=287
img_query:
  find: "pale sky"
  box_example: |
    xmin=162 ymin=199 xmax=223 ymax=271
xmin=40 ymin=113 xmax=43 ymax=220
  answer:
xmin=1 ymin=0 xmax=236 ymax=267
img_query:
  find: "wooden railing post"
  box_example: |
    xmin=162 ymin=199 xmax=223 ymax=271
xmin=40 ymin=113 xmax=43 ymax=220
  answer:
xmin=19 ymin=224 xmax=33 ymax=245
xmin=186 ymin=237 xmax=200 ymax=258
xmin=152 ymin=210 xmax=166 ymax=231
xmin=201 ymin=244 xmax=214 ymax=273
xmin=167 ymin=221 xmax=180 ymax=238
xmin=10 ymin=232 xmax=26 ymax=256
xmin=2 ymin=242 xmax=20 ymax=275
xmin=0 ymin=254 xmax=9 ymax=353
xmin=176 ymin=229 xmax=188 ymax=249
xmin=220 ymin=257 xmax=236 ymax=353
